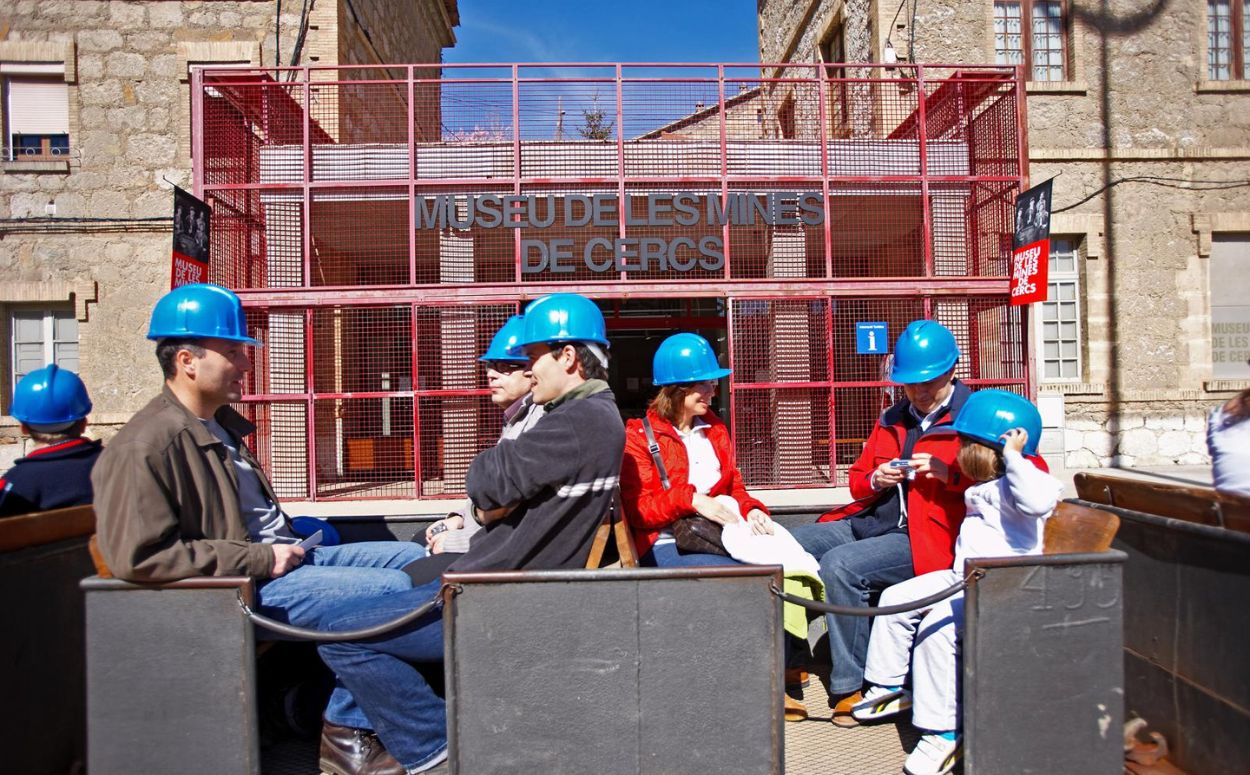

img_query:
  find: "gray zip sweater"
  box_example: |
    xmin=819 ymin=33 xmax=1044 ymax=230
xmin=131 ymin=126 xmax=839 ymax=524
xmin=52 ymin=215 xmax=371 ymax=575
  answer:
xmin=449 ymin=381 xmax=624 ymax=573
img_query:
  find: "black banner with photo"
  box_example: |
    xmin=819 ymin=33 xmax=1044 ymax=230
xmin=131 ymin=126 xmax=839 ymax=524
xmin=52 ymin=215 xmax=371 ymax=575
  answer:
xmin=1010 ymin=179 xmax=1052 ymax=306
xmin=171 ymin=186 xmax=210 ymax=288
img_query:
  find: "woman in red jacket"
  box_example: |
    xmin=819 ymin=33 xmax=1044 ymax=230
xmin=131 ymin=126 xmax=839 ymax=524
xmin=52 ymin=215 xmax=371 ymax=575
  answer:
xmin=619 ymin=333 xmax=773 ymax=567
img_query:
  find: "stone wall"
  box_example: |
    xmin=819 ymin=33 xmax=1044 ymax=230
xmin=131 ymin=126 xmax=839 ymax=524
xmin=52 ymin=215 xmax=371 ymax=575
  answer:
xmin=760 ymin=0 xmax=1250 ymax=469
xmin=0 ymin=1 xmax=456 ymax=470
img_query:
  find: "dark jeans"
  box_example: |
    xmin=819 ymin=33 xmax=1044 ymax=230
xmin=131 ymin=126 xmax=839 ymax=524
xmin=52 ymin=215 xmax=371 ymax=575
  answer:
xmin=788 ymin=520 xmax=914 ymax=698
xmin=642 ymin=541 xmax=743 ymax=568
xmin=317 ymin=579 xmax=448 ymax=771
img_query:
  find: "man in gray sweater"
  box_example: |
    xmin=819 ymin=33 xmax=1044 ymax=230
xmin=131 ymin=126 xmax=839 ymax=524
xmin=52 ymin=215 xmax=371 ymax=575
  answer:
xmin=315 ymin=294 xmax=625 ymax=775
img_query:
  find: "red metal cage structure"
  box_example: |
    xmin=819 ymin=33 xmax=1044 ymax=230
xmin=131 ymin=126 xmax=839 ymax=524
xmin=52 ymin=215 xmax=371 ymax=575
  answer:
xmin=192 ymin=62 xmax=1031 ymax=502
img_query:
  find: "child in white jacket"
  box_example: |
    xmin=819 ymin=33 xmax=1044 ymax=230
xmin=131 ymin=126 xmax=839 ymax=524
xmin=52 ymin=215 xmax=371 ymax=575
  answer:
xmin=849 ymin=390 xmax=1063 ymax=775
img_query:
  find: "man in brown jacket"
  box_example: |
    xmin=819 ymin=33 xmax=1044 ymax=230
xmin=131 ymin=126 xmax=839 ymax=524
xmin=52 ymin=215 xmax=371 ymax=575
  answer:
xmin=92 ymin=283 xmax=426 ymax=766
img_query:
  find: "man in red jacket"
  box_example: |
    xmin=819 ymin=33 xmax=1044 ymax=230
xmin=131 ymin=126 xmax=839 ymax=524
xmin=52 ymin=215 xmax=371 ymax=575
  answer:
xmin=791 ymin=320 xmax=972 ymax=727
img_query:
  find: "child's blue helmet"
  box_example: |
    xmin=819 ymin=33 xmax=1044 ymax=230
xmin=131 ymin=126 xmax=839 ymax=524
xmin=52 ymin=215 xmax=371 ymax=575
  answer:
xmin=950 ymin=389 xmax=1042 ymax=456
xmin=11 ymin=364 xmax=92 ymax=432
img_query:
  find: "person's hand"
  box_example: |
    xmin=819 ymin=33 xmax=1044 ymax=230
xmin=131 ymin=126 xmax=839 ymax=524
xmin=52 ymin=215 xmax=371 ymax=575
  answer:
xmin=691 ymin=492 xmax=739 ymax=526
xmin=474 ymin=503 xmax=516 ymax=525
xmin=270 ymin=544 xmax=305 ymax=577
xmin=746 ymin=508 xmax=775 ymax=536
xmin=425 ymin=515 xmax=464 ymax=542
xmin=871 ymin=460 xmax=909 ymax=489
xmin=1000 ymin=427 xmax=1028 ymax=454
xmin=428 ymin=532 xmax=448 ymax=555
xmin=910 ymin=452 xmax=950 ymax=483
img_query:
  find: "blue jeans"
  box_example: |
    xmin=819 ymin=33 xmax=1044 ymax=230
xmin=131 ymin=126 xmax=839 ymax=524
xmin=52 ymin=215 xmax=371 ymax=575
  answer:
xmin=256 ymin=541 xmax=427 ymax=728
xmin=788 ymin=520 xmax=914 ymax=698
xmin=317 ymin=580 xmax=448 ymax=772
xmin=643 ymin=541 xmax=743 ymax=568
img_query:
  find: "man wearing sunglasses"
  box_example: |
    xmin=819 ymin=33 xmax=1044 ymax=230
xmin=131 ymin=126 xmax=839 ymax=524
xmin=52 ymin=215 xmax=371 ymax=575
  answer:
xmin=417 ymin=315 xmax=545 ymax=560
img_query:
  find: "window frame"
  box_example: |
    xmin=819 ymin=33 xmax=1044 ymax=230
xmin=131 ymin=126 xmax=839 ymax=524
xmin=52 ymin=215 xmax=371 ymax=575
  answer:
xmin=1207 ymin=0 xmax=1249 ymax=81
xmin=817 ymin=22 xmax=851 ymax=139
xmin=994 ymin=0 xmax=1071 ymax=83
xmin=9 ymin=306 xmax=79 ymax=398
xmin=1034 ymin=236 xmax=1084 ymax=383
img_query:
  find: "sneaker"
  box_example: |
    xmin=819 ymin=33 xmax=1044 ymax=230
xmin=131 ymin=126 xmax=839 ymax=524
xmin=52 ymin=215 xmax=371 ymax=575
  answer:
xmin=850 ymin=685 xmax=913 ymax=722
xmin=904 ymin=732 xmax=962 ymax=775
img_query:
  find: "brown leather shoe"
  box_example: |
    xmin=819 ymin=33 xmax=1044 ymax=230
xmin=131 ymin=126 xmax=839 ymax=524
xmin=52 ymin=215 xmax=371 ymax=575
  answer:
xmin=784 ymin=693 xmax=809 ymax=722
xmin=831 ymin=691 xmax=864 ymax=728
xmin=784 ymin=668 xmax=810 ymax=688
xmin=319 ymin=719 xmax=405 ymax=775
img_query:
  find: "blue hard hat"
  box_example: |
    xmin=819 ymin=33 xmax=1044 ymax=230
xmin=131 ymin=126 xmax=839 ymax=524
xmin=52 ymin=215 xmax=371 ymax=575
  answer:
xmin=516 ymin=293 xmax=610 ymax=348
xmin=652 ymin=333 xmax=732 ymax=386
xmin=890 ymin=320 xmax=959 ymax=384
xmin=147 ymin=283 xmax=260 ymax=345
xmin=479 ymin=315 xmax=528 ymax=363
xmin=11 ymin=364 xmax=93 ymax=430
xmin=950 ymin=389 xmax=1042 ymax=456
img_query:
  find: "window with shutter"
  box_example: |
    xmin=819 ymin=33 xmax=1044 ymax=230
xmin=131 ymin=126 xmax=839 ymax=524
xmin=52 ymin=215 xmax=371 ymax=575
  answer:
xmin=2 ymin=63 xmax=70 ymax=160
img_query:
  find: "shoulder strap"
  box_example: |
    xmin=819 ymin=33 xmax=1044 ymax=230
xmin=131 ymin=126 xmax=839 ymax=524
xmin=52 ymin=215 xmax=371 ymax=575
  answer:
xmin=641 ymin=416 xmax=672 ymax=491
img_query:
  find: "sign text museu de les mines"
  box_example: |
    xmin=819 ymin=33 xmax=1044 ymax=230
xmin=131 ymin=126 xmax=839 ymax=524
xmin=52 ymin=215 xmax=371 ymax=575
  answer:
xmin=415 ymin=192 xmax=827 ymax=274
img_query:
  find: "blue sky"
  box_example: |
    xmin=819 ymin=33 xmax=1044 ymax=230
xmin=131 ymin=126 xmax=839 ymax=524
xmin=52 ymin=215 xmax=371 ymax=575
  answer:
xmin=446 ymin=0 xmax=760 ymax=65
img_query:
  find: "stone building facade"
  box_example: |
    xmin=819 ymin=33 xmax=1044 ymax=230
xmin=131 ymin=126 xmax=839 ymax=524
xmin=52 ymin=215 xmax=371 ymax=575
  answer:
xmin=758 ymin=0 xmax=1250 ymax=469
xmin=0 ymin=0 xmax=458 ymax=467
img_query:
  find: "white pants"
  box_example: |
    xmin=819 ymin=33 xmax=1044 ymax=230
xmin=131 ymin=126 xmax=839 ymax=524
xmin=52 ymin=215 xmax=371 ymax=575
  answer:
xmin=863 ymin=569 xmax=962 ymax=732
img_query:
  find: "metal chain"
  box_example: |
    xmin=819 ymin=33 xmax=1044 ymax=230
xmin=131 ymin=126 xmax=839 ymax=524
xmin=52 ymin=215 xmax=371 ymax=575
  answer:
xmin=771 ymin=569 xmax=983 ymax=617
xmin=235 ymin=585 xmax=447 ymax=642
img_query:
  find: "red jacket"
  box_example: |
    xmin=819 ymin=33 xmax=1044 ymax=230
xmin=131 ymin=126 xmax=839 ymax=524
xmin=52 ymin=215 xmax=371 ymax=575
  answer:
xmin=620 ymin=409 xmax=767 ymax=556
xmin=819 ymin=381 xmax=1049 ymax=576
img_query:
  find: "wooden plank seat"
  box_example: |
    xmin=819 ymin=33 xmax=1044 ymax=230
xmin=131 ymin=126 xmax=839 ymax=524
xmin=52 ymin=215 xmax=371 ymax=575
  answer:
xmin=1074 ymin=470 xmax=1250 ymax=533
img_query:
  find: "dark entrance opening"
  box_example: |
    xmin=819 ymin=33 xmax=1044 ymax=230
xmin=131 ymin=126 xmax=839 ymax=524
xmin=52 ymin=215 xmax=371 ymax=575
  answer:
xmin=599 ymin=298 xmax=728 ymax=423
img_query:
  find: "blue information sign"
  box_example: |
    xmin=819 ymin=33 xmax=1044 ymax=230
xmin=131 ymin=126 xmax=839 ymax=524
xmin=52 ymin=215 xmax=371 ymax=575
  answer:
xmin=855 ymin=322 xmax=889 ymax=354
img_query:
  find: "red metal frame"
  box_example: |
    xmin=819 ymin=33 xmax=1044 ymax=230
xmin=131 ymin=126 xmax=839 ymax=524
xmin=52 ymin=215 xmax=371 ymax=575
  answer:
xmin=192 ymin=62 xmax=1030 ymax=499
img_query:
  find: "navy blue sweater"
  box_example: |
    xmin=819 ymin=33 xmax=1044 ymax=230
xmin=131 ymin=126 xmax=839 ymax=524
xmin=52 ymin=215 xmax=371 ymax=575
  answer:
xmin=0 ymin=438 xmax=103 ymax=517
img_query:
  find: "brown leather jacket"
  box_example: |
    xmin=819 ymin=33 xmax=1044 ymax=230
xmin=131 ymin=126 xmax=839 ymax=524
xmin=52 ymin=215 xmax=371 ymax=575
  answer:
xmin=92 ymin=385 xmax=278 ymax=582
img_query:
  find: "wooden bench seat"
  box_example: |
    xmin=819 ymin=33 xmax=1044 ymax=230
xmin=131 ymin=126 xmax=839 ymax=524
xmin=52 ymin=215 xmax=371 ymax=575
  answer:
xmin=1074 ymin=470 xmax=1250 ymax=533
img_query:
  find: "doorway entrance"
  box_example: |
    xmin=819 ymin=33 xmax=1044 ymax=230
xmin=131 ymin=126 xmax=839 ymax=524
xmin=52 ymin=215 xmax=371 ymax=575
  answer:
xmin=599 ymin=298 xmax=728 ymax=423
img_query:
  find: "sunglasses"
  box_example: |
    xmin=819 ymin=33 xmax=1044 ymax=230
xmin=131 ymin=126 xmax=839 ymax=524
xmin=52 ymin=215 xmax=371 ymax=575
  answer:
xmin=484 ymin=361 xmax=528 ymax=374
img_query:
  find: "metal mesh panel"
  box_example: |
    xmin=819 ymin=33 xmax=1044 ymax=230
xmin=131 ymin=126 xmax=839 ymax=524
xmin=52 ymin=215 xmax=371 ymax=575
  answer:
xmin=236 ymin=400 xmax=309 ymax=501
xmin=417 ymin=394 xmax=503 ymax=497
xmin=828 ymin=183 xmax=926 ymax=278
xmin=734 ymin=387 xmax=832 ymax=487
xmin=970 ymin=180 xmax=1016 ymax=277
xmin=196 ymin=63 xmax=1028 ymax=499
xmin=314 ymin=397 xmax=414 ymax=499
xmin=311 ymin=188 xmax=409 ymax=286
xmin=311 ymin=306 xmax=410 ymax=393
xmin=725 ymin=186 xmax=826 ymax=280
xmin=937 ymin=296 xmax=1029 ymax=384
xmin=730 ymin=298 xmax=830 ymax=383
xmin=730 ymin=299 xmax=831 ymax=488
